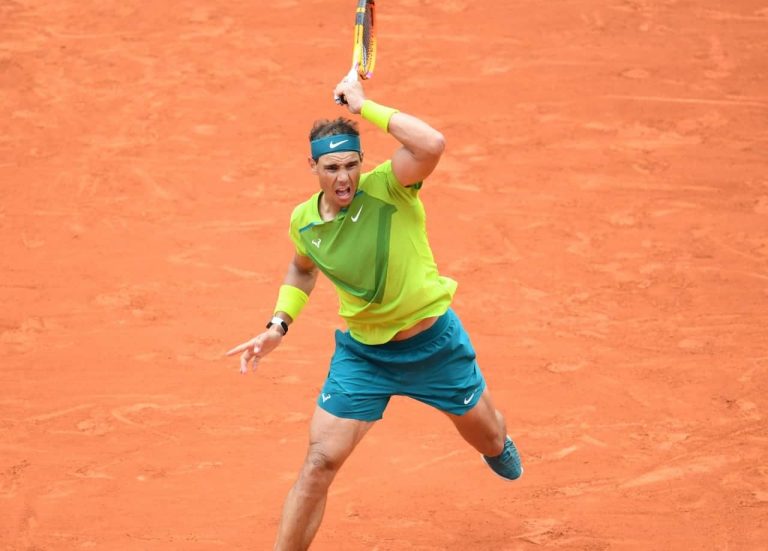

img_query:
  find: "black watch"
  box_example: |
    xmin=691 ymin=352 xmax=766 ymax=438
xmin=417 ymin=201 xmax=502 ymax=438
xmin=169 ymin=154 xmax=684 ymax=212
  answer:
xmin=266 ymin=316 xmax=288 ymax=335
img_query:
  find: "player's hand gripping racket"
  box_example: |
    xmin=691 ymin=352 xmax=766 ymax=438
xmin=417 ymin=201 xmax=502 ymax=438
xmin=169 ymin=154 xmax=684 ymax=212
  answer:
xmin=335 ymin=0 xmax=377 ymax=105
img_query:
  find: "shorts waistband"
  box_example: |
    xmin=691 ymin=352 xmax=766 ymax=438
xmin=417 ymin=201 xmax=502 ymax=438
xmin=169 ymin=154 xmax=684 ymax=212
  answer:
xmin=356 ymin=308 xmax=454 ymax=352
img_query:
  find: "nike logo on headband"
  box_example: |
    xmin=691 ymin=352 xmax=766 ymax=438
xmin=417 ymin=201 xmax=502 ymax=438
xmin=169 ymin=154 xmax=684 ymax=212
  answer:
xmin=328 ymin=139 xmax=349 ymax=149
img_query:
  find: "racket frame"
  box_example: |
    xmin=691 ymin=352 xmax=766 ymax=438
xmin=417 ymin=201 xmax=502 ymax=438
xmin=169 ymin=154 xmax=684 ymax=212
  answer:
xmin=335 ymin=0 xmax=376 ymax=104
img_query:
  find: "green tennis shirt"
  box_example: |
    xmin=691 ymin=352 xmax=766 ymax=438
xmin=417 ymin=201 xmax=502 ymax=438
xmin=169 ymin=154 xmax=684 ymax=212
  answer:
xmin=289 ymin=160 xmax=457 ymax=344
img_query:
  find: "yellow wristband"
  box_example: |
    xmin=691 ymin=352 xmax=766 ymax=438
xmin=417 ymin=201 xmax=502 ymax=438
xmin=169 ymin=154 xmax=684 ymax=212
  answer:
xmin=274 ymin=284 xmax=309 ymax=322
xmin=361 ymin=99 xmax=399 ymax=133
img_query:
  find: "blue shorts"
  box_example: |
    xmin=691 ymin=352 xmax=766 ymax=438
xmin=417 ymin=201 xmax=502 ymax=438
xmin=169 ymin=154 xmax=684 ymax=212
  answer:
xmin=317 ymin=308 xmax=486 ymax=421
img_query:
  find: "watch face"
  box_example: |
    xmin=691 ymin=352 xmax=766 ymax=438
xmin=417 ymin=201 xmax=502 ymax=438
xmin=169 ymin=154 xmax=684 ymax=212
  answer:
xmin=267 ymin=318 xmax=287 ymax=334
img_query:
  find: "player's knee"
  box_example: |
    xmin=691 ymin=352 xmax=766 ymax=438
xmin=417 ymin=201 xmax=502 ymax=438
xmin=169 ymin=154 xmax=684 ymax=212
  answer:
xmin=298 ymin=446 xmax=343 ymax=490
xmin=307 ymin=448 xmax=341 ymax=472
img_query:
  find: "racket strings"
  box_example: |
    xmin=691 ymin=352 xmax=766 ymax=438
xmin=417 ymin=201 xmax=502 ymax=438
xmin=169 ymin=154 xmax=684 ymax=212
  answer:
xmin=358 ymin=2 xmax=376 ymax=78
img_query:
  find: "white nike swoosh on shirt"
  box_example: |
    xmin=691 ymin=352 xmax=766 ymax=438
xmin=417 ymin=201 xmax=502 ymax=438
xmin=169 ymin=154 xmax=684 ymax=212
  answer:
xmin=328 ymin=139 xmax=349 ymax=149
xmin=350 ymin=205 xmax=363 ymax=222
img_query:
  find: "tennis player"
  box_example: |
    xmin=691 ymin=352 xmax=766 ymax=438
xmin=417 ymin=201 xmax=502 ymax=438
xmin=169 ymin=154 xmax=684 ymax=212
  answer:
xmin=227 ymin=77 xmax=522 ymax=550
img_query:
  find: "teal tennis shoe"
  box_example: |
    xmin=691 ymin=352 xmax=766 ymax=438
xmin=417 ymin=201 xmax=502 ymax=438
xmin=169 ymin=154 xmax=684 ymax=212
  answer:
xmin=483 ymin=435 xmax=523 ymax=481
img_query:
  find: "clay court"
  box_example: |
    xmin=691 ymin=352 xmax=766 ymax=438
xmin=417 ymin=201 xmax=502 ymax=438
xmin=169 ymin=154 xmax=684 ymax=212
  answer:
xmin=2 ymin=0 xmax=767 ymax=549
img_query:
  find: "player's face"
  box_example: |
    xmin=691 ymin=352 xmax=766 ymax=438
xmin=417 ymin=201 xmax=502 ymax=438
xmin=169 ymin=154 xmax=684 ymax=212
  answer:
xmin=311 ymin=151 xmax=362 ymax=212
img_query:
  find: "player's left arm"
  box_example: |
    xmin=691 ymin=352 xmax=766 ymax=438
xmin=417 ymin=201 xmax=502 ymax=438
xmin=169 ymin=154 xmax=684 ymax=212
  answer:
xmin=335 ymin=79 xmax=445 ymax=186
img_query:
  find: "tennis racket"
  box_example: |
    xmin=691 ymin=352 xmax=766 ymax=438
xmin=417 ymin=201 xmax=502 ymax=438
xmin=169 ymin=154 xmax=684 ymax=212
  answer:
xmin=335 ymin=0 xmax=377 ymax=105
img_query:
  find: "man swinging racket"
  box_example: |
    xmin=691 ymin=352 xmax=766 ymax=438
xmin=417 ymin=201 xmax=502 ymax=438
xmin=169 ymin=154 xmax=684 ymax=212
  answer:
xmin=227 ymin=77 xmax=523 ymax=550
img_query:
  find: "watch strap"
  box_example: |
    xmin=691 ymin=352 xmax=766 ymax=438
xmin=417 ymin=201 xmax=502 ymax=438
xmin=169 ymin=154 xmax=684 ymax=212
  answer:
xmin=266 ymin=316 xmax=288 ymax=335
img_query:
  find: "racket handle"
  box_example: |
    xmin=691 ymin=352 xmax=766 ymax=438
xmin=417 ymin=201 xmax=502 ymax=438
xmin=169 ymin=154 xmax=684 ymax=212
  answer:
xmin=334 ymin=66 xmax=359 ymax=105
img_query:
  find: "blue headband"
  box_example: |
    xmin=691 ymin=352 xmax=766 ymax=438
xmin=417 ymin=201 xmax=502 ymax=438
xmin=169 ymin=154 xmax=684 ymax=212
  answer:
xmin=310 ymin=134 xmax=361 ymax=160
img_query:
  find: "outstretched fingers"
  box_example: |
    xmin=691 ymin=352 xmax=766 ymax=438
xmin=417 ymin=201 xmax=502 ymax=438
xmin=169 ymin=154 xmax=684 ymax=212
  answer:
xmin=225 ymin=340 xmax=251 ymax=357
xmin=239 ymin=350 xmax=250 ymax=374
xmin=226 ymin=336 xmax=263 ymax=374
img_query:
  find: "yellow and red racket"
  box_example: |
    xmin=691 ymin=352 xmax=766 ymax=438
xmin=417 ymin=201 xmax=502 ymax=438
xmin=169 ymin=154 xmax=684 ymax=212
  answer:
xmin=335 ymin=0 xmax=377 ymax=104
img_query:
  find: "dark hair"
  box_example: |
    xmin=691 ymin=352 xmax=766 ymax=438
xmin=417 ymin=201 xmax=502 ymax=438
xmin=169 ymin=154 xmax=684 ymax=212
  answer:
xmin=309 ymin=117 xmax=360 ymax=141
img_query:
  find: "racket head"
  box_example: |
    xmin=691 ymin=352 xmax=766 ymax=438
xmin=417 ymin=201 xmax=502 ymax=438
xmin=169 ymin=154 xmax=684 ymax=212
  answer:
xmin=353 ymin=0 xmax=376 ymax=79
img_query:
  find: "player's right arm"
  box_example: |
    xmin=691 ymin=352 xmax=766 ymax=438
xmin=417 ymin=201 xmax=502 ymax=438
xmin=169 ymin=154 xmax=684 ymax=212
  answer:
xmin=226 ymin=253 xmax=318 ymax=374
xmin=334 ymin=78 xmax=445 ymax=187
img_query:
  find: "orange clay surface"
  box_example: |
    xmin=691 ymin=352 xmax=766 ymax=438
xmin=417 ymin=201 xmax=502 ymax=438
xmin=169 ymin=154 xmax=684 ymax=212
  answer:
xmin=2 ymin=1 xmax=768 ymax=549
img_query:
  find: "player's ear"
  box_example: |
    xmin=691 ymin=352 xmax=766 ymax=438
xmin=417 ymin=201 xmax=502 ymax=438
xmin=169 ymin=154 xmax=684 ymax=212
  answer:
xmin=308 ymin=156 xmax=318 ymax=175
xmin=359 ymin=151 xmax=364 ymax=163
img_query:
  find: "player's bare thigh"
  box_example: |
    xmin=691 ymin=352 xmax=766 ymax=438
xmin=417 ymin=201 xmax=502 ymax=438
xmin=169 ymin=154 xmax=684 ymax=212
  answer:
xmin=303 ymin=406 xmax=376 ymax=473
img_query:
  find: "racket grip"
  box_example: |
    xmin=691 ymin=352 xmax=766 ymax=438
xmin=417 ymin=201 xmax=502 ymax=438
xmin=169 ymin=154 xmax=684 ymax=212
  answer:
xmin=334 ymin=67 xmax=359 ymax=105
